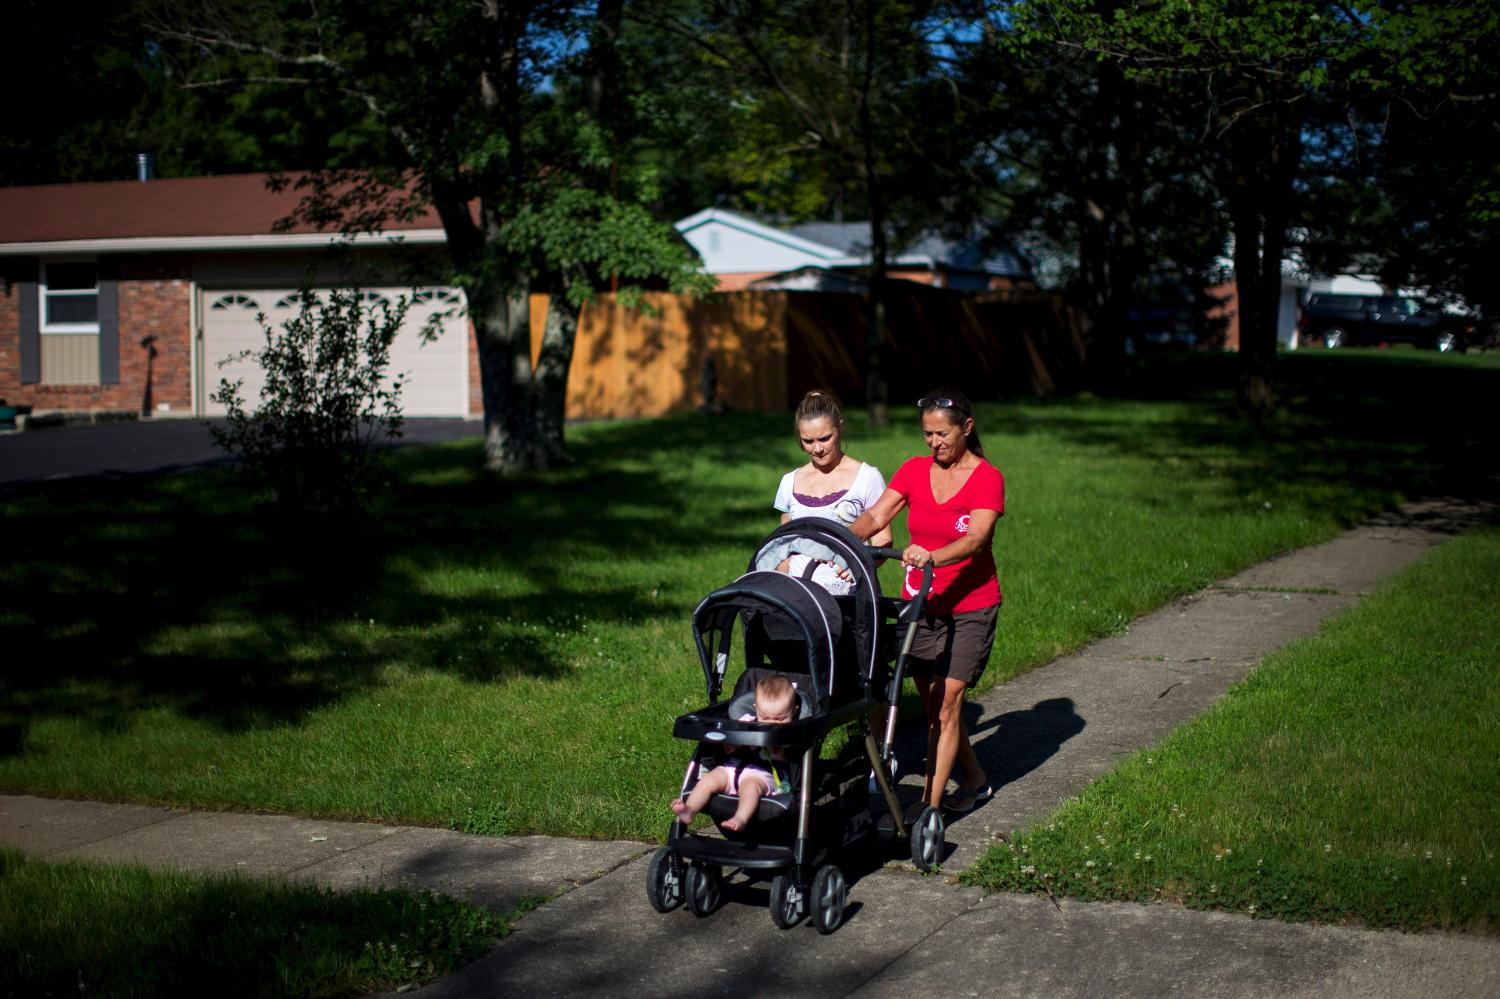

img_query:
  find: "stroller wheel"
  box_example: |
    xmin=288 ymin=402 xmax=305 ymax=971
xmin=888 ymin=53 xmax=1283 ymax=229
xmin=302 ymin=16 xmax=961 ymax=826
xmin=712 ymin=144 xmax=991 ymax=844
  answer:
xmin=685 ymin=862 xmax=723 ymax=917
xmin=768 ymin=872 xmax=806 ymax=929
xmin=909 ymin=805 xmax=945 ymax=872
xmin=810 ymin=864 xmax=847 ymax=934
xmin=645 ymin=847 xmax=683 ymax=913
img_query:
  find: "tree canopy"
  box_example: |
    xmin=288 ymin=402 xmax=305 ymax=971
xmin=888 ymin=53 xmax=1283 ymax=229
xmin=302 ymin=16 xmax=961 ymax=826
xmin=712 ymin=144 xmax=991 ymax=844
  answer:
xmin=9 ymin=0 xmax=1497 ymax=432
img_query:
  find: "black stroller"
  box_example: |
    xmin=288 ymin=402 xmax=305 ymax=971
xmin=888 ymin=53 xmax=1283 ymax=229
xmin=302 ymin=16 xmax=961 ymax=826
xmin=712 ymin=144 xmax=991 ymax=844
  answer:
xmin=645 ymin=519 xmax=943 ymax=933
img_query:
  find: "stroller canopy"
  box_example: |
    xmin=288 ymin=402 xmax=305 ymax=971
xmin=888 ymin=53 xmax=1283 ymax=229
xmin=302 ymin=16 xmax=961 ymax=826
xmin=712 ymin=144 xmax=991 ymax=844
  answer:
xmin=749 ymin=520 xmax=883 ymax=687
xmin=691 ymin=521 xmax=884 ymax=708
xmin=693 ymin=570 xmax=843 ymax=705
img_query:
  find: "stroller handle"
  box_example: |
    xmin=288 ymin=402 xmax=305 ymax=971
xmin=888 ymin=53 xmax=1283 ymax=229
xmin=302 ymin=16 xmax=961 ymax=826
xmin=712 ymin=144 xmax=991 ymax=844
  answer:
xmin=868 ymin=548 xmax=936 ymax=610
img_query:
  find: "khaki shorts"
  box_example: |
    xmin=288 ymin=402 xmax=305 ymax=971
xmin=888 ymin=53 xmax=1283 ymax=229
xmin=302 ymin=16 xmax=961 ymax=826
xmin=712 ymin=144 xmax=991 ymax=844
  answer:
xmin=908 ymin=605 xmax=1000 ymax=688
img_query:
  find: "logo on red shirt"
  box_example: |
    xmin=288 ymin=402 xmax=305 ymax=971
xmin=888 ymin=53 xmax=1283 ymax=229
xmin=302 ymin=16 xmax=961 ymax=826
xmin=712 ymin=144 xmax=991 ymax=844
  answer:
xmin=955 ymin=514 xmax=970 ymax=534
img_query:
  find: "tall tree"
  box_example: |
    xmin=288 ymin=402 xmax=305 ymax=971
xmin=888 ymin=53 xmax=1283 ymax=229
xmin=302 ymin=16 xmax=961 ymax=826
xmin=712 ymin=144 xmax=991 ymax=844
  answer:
xmin=962 ymin=7 xmax=1226 ymax=374
xmin=1003 ymin=0 xmax=1354 ymax=412
xmin=2 ymin=0 xmax=398 ymax=185
xmin=152 ymin=0 xmax=707 ymax=471
xmin=1005 ymin=0 xmax=1499 ymax=411
xmin=639 ymin=0 xmax=959 ymax=425
xmin=1296 ymin=3 xmax=1500 ymax=337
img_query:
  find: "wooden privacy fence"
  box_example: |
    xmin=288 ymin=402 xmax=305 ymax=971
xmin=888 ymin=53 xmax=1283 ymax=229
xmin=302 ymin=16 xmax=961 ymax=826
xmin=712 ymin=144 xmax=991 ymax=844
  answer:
xmin=532 ymin=286 xmax=1087 ymax=420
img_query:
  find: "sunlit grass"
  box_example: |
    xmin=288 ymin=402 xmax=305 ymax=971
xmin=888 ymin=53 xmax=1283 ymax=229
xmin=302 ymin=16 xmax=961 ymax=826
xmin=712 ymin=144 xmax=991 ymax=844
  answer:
xmin=0 ymin=352 xmax=1495 ymax=843
xmin=964 ymin=526 xmax=1500 ymax=931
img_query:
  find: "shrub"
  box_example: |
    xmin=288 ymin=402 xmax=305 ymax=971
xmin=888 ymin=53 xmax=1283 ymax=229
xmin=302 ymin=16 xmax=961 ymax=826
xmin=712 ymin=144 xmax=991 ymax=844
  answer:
xmin=208 ymin=284 xmax=410 ymax=525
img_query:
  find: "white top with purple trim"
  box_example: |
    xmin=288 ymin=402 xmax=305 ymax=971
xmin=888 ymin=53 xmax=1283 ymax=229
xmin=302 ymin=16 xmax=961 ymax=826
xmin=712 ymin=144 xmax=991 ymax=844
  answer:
xmin=774 ymin=461 xmax=886 ymax=527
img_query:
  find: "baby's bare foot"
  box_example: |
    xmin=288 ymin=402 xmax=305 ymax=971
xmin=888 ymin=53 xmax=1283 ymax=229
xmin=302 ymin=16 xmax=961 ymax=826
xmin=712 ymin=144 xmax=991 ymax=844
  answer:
xmin=720 ymin=816 xmax=745 ymax=832
xmin=671 ymin=799 xmax=694 ymax=822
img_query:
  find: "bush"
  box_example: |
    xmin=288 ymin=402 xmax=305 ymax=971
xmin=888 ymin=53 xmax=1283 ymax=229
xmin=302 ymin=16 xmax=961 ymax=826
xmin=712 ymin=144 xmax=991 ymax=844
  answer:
xmin=209 ymin=284 xmax=410 ymax=525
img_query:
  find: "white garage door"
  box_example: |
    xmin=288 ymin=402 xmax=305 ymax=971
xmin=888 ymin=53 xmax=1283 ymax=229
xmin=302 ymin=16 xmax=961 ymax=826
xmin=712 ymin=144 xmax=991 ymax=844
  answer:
xmin=201 ymin=287 xmax=470 ymax=417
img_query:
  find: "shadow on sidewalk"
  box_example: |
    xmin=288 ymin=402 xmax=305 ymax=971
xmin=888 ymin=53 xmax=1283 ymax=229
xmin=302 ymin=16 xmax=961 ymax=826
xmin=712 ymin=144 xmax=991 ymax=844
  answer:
xmin=888 ymin=697 xmax=1086 ymax=815
xmin=968 ymin=697 xmax=1086 ymax=791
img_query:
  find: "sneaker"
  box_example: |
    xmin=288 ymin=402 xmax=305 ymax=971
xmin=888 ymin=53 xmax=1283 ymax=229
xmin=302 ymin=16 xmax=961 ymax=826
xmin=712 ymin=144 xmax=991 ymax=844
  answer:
xmin=868 ymin=754 xmax=898 ymax=794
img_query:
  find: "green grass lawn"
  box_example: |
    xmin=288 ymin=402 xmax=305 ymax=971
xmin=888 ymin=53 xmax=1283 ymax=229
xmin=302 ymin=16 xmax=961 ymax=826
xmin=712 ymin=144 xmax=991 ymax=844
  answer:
xmin=0 ymin=848 xmax=518 ymax=997
xmin=1 ymin=351 xmax=1496 ymax=843
xmin=963 ymin=524 xmax=1500 ymax=932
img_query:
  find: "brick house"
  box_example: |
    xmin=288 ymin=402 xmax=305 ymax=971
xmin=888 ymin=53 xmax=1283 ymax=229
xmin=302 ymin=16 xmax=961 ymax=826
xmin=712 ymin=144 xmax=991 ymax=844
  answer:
xmin=0 ymin=173 xmax=479 ymax=420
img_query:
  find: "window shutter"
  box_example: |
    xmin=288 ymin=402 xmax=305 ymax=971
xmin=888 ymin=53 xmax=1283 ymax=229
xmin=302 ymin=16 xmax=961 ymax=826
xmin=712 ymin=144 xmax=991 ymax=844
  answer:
xmin=16 ymin=259 xmax=39 ymax=384
xmin=98 ymin=258 xmax=120 ymax=385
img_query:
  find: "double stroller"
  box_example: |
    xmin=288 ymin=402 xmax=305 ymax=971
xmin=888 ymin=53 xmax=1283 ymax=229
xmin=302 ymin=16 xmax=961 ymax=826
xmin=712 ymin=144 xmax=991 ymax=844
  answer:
xmin=645 ymin=520 xmax=943 ymax=934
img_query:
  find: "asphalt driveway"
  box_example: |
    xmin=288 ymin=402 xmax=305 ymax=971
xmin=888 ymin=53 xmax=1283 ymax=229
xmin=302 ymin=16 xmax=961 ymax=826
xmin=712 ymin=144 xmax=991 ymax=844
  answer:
xmin=0 ymin=417 xmax=484 ymax=488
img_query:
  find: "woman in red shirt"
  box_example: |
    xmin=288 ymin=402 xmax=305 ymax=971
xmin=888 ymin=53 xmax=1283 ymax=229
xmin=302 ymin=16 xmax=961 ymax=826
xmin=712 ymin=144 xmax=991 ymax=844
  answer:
xmin=850 ymin=388 xmax=1003 ymax=816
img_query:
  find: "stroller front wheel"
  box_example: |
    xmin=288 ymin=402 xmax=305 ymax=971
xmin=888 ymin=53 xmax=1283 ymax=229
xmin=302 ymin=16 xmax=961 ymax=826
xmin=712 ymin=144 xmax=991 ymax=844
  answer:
xmin=685 ymin=861 xmax=723 ymax=917
xmin=810 ymin=864 xmax=847 ymax=934
xmin=646 ymin=847 xmax=683 ymax=912
xmin=768 ymin=872 xmax=806 ymax=929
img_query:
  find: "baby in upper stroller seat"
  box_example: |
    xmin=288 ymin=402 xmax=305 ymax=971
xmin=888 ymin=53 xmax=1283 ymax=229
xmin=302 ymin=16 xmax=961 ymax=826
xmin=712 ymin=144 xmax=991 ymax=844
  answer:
xmin=775 ymin=552 xmax=854 ymax=596
xmin=670 ymin=673 xmax=800 ymax=832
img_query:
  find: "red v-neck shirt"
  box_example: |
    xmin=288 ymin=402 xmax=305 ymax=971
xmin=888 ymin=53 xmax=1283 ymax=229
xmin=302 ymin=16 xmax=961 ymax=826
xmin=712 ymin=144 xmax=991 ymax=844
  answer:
xmin=889 ymin=455 xmax=1005 ymax=614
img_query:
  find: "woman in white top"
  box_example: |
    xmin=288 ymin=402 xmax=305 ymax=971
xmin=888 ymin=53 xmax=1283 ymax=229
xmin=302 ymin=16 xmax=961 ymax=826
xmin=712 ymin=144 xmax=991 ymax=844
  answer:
xmin=774 ymin=390 xmax=892 ymax=549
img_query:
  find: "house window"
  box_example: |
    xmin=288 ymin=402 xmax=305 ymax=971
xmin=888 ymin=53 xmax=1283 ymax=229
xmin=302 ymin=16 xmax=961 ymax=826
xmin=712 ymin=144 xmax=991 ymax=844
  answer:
xmin=41 ymin=261 xmax=100 ymax=333
xmin=210 ymin=294 xmax=261 ymax=311
xmin=39 ymin=260 xmax=102 ymax=385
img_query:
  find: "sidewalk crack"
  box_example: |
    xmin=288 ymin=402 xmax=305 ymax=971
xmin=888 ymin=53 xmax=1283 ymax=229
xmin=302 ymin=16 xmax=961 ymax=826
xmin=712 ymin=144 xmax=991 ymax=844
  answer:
xmin=40 ymin=803 xmax=189 ymax=857
xmin=842 ymin=873 xmax=990 ymax=997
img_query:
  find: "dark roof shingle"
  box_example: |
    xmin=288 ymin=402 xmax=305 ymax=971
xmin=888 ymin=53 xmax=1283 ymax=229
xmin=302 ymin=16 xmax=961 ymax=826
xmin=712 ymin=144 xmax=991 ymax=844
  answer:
xmin=0 ymin=173 xmax=444 ymax=244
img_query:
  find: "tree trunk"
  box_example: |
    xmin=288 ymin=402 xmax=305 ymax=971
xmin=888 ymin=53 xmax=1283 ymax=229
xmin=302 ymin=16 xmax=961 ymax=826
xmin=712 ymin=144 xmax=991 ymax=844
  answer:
xmin=472 ymin=281 xmax=536 ymax=473
xmin=864 ymin=253 xmax=890 ymax=428
xmin=859 ymin=0 xmax=889 ymax=428
xmin=1077 ymin=62 xmax=1146 ymax=383
xmin=1232 ymin=228 xmax=1276 ymax=416
xmin=1227 ymin=105 xmax=1302 ymax=419
xmin=532 ymin=293 xmax=580 ymax=467
xmin=471 ymin=1 xmax=543 ymax=473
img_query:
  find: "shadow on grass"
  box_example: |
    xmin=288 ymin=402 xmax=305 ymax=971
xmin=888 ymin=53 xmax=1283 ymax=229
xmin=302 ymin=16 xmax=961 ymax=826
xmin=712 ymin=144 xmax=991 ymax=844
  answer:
xmin=2 ymin=354 xmax=1496 ymax=755
xmin=0 ymin=411 xmax=793 ymax=751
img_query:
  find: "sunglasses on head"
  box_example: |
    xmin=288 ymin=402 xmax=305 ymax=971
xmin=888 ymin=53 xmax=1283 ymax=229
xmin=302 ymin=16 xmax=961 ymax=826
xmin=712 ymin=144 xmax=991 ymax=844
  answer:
xmin=917 ymin=397 xmax=967 ymax=412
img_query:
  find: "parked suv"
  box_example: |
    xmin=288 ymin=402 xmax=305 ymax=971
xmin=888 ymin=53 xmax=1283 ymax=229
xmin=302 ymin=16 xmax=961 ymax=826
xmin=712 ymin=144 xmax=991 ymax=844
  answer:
xmin=1299 ymin=293 xmax=1473 ymax=353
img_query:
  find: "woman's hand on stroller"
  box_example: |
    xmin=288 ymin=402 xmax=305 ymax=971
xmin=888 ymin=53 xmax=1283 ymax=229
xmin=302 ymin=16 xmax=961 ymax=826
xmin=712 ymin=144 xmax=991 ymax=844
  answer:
xmin=902 ymin=544 xmax=934 ymax=569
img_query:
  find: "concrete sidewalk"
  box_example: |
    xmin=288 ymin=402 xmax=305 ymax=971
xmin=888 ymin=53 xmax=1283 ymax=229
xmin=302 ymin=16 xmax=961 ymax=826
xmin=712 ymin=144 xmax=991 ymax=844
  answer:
xmin=2 ymin=497 xmax=1496 ymax=997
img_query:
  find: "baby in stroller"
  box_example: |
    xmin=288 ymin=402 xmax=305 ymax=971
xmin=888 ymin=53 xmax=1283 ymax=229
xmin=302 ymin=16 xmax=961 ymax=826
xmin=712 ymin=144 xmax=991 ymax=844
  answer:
xmin=670 ymin=672 xmax=798 ymax=832
xmin=775 ymin=552 xmax=854 ymax=596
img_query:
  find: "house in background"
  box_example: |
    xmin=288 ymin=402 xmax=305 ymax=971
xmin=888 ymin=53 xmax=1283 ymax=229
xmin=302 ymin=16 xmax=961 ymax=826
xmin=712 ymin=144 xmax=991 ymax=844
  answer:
xmin=674 ymin=207 xmax=1035 ymax=292
xmin=0 ymin=173 xmax=478 ymax=421
xmin=1 ymin=176 xmax=1072 ymax=424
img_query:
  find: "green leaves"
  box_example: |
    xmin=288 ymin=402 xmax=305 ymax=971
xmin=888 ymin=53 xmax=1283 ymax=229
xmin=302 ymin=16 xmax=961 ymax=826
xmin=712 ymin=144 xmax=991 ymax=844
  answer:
xmin=208 ymin=282 xmax=410 ymax=524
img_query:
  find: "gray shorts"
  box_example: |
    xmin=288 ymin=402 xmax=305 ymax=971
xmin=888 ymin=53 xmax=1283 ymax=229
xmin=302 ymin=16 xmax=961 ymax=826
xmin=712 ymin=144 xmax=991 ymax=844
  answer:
xmin=908 ymin=605 xmax=1000 ymax=688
